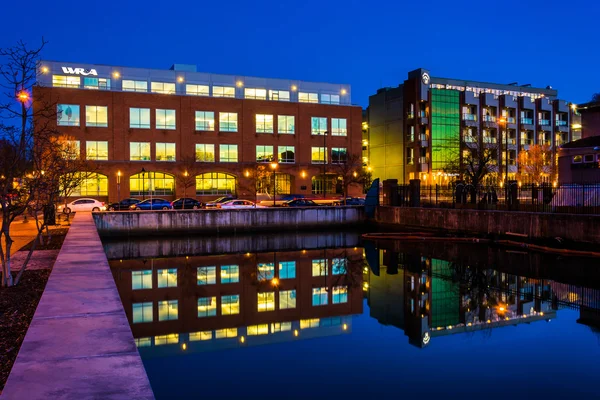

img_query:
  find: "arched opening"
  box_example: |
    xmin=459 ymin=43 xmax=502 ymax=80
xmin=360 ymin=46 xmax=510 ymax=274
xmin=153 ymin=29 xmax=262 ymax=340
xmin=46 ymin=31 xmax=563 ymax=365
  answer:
xmin=130 ymin=172 xmax=175 ymax=196
xmin=196 ymin=172 xmax=237 ymax=196
xmin=68 ymin=172 xmax=108 ymax=197
xmin=312 ymin=174 xmax=342 ymax=195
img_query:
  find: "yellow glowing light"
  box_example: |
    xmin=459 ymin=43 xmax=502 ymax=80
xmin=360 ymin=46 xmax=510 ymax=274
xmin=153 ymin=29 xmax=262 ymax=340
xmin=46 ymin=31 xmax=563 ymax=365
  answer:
xmin=186 ymin=256 xmax=189 ymax=260
xmin=270 ymin=162 xmax=278 ymax=170
xmin=41 ymin=66 xmax=49 ymax=73
xmin=487 ymin=320 xmax=492 ymax=323
xmin=17 ymin=90 xmax=30 ymax=102
xmin=117 ymin=170 xmax=122 ymax=177
xmin=184 ymin=171 xmax=189 ymax=177
xmin=245 ymin=252 xmax=251 ymax=257
xmin=244 ymin=170 xmax=250 ymax=177
xmin=112 ymin=71 xmax=120 ymax=79
xmin=291 ymin=85 xmax=297 ymax=91
xmin=240 ymin=336 xmax=245 ymax=343
xmin=540 ymin=312 xmax=544 ymax=316
xmin=367 ymin=166 xmax=372 ymax=172
xmin=177 ymin=76 xmax=184 ymax=83
xmin=300 ymin=171 xmax=307 ymax=178
xmin=341 ymin=89 xmax=347 ymax=95
xmin=294 ymin=330 xmax=299 ymax=337
xmin=499 ymin=307 xmax=505 ymax=312
xmin=363 ymin=282 xmax=369 ymax=290
xmin=301 ymin=250 xmax=306 ymax=254
xmin=572 ymin=123 xmax=582 ymax=129
xmin=271 ymin=278 xmax=279 ymax=286
xmin=343 ymin=324 xmax=348 ymax=331
xmin=182 ymin=343 xmax=187 ymax=351
xmin=552 ymin=181 xmax=557 ymax=188
xmin=353 ymin=171 xmax=358 ymax=177
xmin=571 ymin=104 xmax=577 ymax=110
xmin=236 ymin=81 xmax=243 ymax=87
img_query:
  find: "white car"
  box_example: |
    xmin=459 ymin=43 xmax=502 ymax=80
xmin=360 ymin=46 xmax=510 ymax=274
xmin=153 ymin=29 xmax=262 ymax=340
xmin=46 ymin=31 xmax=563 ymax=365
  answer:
xmin=217 ymin=200 xmax=265 ymax=209
xmin=58 ymin=198 xmax=107 ymax=214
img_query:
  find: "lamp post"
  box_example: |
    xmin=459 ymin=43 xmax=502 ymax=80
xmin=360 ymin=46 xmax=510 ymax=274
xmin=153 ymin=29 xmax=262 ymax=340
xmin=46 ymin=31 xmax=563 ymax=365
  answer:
xmin=183 ymin=171 xmax=189 ymax=209
xmin=270 ymin=162 xmax=278 ymax=207
xmin=323 ymin=130 xmax=329 ymax=199
xmin=117 ymin=171 xmax=121 ymax=205
xmin=141 ymin=167 xmax=146 ymax=201
xmin=498 ymin=117 xmax=508 ymax=202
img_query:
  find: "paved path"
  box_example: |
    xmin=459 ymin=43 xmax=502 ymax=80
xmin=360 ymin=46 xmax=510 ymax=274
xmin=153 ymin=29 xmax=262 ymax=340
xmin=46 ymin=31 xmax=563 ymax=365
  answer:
xmin=1 ymin=213 xmax=154 ymax=400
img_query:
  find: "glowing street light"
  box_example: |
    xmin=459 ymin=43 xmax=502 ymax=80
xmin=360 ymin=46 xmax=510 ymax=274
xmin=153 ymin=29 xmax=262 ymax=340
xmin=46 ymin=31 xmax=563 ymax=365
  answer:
xmin=17 ymin=90 xmax=30 ymax=103
xmin=270 ymin=162 xmax=278 ymax=207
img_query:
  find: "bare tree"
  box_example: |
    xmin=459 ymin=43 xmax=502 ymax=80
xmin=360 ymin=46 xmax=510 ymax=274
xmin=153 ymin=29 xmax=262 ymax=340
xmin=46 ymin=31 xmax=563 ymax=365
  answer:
xmin=328 ymin=153 xmax=367 ymax=204
xmin=445 ymin=128 xmax=495 ymax=188
xmin=175 ymin=155 xmax=201 ymax=207
xmin=518 ymin=144 xmax=553 ymax=185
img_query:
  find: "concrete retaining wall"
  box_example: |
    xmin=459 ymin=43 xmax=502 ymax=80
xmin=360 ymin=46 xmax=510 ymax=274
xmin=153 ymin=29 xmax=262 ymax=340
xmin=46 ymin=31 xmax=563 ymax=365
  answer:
xmin=376 ymin=206 xmax=600 ymax=244
xmin=93 ymin=207 xmax=366 ymax=236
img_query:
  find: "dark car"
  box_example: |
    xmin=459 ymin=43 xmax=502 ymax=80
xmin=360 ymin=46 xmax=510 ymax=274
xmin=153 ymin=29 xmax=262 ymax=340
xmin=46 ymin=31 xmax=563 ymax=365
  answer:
xmin=130 ymin=198 xmax=173 ymax=210
xmin=282 ymin=199 xmax=320 ymax=207
xmin=107 ymin=198 xmax=140 ymax=211
xmin=205 ymin=196 xmax=236 ymax=208
xmin=171 ymin=198 xmax=203 ymax=210
xmin=278 ymin=194 xmax=305 ymax=201
xmin=336 ymin=197 xmax=366 ymax=206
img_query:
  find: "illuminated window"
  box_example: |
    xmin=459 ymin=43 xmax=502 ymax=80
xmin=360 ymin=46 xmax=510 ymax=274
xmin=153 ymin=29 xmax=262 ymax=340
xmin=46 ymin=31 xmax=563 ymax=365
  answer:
xmin=129 ymin=172 xmax=174 ymax=196
xmin=311 ymin=147 xmax=327 ymax=164
xmin=86 ymin=141 xmax=108 ymax=161
xmin=311 ymin=117 xmax=328 ymax=135
xmin=221 ymin=295 xmax=240 ymax=315
xmin=312 ymin=287 xmax=328 ymax=306
xmin=156 ymin=109 xmax=176 ymax=130
xmin=52 ymin=75 xmax=80 ymax=88
xmin=215 ymin=328 xmax=237 ymax=339
xmin=247 ymin=324 xmax=269 ymax=336
xmin=279 ymin=290 xmax=296 ymax=309
xmin=257 ymin=263 xmax=275 ymax=281
xmin=158 ymin=300 xmax=178 ymax=321
xmin=197 ymin=296 xmax=217 ymax=317
xmin=332 ymin=258 xmax=346 ymax=275
xmin=257 ymin=292 xmax=275 ymax=312
xmin=195 ymin=144 xmax=215 ymax=162
xmin=213 ymin=86 xmax=235 ymax=98
xmin=269 ymin=90 xmax=290 ymax=101
xmin=221 ymin=265 xmax=239 ymax=283
xmin=130 ymin=142 xmax=151 ymax=161
xmin=151 ymin=82 xmax=176 ymax=94
xmin=154 ymin=334 xmax=179 ymax=346
xmin=331 ymin=118 xmax=347 ymax=136
xmin=321 ymin=94 xmax=340 ymax=104
xmin=271 ymin=322 xmax=292 ymax=332
xmin=63 ymin=140 xmax=80 ymax=160
xmin=195 ymin=111 xmax=215 ymax=131
xmin=299 ymin=92 xmax=318 ymax=103
xmin=157 ymin=269 xmax=177 ymax=288
xmin=256 ymin=114 xmax=274 ymax=133
xmin=332 ymin=286 xmax=348 ymax=304
xmin=122 ymin=80 xmax=148 ymax=92
xmin=156 ymin=142 xmax=176 ymax=161
xmin=300 ymin=318 xmax=320 ymax=329
xmin=197 ymin=266 xmax=216 ymax=285
xmin=130 ymin=108 xmax=150 ymax=129
xmin=85 ymin=106 xmax=108 ymax=127
xmin=278 ymin=115 xmax=295 ymax=134
xmin=245 ymin=88 xmax=267 ymax=100
xmin=135 ymin=337 xmax=152 ymax=348
xmin=69 ymin=173 xmax=108 ymax=196
xmin=219 ymin=144 xmax=238 ymax=162
xmin=312 ymin=259 xmax=328 ymax=276
xmin=57 ymin=104 xmax=80 ymax=126
xmin=196 ymin=172 xmax=237 ymax=195
xmin=189 ymin=331 xmax=212 ymax=341
xmin=186 ymin=84 xmax=209 ymax=96
xmin=132 ymin=302 xmax=153 ymax=323
xmin=278 ymin=261 xmax=296 ymax=279
xmin=83 ymin=77 xmax=110 ymax=90
xmin=219 ymin=112 xmax=238 ymax=132
xmin=256 ymin=145 xmax=274 ymax=162
xmin=331 ymin=148 xmax=347 ymax=164
xmin=278 ymin=146 xmax=295 ymax=163
xmin=132 ymin=270 xmax=152 ymax=290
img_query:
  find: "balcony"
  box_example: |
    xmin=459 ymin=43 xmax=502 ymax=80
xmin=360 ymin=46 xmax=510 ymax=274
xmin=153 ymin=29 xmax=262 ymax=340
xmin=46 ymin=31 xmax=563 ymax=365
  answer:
xmin=520 ymin=117 xmax=533 ymax=125
xmin=406 ymin=112 xmax=415 ymax=119
xmin=538 ymin=119 xmax=551 ymax=127
xmin=507 ymin=137 xmax=517 ymax=145
xmin=482 ymin=115 xmax=497 ymax=128
xmin=539 ymin=140 xmax=551 ymax=146
xmin=419 ymin=157 xmax=429 ymax=172
xmin=418 ymin=111 xmax=428 ymax=125
xmin=556 ymin=120 xmax=569 ymax=132
xmin=462 ymin=113 xmax=478 ymax=127
xmin=419 ymin=133 xmax=429 ymax=147
xmin=483 ymin=136 xmax=497 ymax=144
xmin=507 ymin=117 xmax=516 ymax=124
xmin=520 ymin=138 xmax=533 ymax=146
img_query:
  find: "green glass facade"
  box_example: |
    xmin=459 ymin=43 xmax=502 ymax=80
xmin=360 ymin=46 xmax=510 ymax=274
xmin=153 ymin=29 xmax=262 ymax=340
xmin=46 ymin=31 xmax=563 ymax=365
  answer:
xmin=431 ymin=259 xmax=460 ymax=328
xmin=431 ymin=89 xmax=460 ymax=172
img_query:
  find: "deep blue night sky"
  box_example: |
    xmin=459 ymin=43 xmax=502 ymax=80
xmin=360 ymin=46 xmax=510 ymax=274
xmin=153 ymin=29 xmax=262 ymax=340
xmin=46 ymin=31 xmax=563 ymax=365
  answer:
xmin=2 ymin=0 xmax=598 ymax=107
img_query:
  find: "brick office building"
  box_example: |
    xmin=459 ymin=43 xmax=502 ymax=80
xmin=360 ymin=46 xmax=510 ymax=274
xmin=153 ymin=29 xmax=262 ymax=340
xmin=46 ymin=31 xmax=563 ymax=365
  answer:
xmin=34 ymin=61 xmax=362 ymax=203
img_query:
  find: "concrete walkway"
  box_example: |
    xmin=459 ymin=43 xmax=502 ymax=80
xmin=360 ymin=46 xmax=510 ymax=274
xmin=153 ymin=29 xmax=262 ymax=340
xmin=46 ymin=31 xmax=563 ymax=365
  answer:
xmin=1 ymin=213 xmax=154 ymax=400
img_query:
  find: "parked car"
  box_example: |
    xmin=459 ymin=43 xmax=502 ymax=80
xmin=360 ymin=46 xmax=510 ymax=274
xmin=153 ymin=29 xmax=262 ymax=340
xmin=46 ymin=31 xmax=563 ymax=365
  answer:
xmin=171 ymin=198 xmax=203 ymax=210
xmin=130 ymin=198 xmax=173 ymax=210
xmin=205 ymin=196 xmax=236 ymax=208
xmin=107 ymin=198 xmax=140 ymax=211
xmin=279 ymin=194 xmax=305 ymax=201
xmin=218 ymin=200 xmax=265 ymax=209
xmin=335 ymin=197 xmax=366 ymax=206
xmin=58 ymin=198 xmax=106 ymax=214
xmin=282 ymin=199 xmax=320 ymax=207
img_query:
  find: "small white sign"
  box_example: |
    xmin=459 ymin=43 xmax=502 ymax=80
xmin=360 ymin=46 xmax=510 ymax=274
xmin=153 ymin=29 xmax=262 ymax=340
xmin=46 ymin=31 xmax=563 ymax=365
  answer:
xmin=61 ymin=67 xmax=98 ymax=76
xmin=422 ymin=72 xmax=430 ymax=85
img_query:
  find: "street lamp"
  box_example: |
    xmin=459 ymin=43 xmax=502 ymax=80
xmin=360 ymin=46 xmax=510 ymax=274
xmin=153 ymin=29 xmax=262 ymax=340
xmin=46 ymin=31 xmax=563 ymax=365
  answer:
xmin=183 ymin=171 xmax=189 ymax=208
xmin=270 ymin=162 xmax=278 ymax=207
xmin=141 ymin=167 xmax=146 ymax=201
xmin=17 ymin=90 xmax=30 ymax=103
xmin=117 ymin=171 xmax=121 ymax=205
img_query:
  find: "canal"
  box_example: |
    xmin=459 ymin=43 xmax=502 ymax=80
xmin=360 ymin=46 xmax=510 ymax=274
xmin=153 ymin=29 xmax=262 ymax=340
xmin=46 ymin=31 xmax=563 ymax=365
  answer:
xmin=103 ymin=232 xmax=600 ymax=399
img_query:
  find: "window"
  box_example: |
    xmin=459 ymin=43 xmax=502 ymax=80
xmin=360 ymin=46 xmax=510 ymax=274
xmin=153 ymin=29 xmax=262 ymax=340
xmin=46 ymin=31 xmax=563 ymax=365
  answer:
xmin=584 ymin=154 xmax=595 ymax=163
xmin=197 ymin=297 xmax=217 ymax=317
xmin=221 ymin=295 xmax=240 ymax=315
xmin=256 ymin=145 xmax=274 ymax=162
xmin=63 ymin=140 xmax=80 ymax=160
xmin=156 ymin=109 xmax=176 ymax=130
xmin=299 ymin=92 xmax=318 ymax=103
xmin=189 ymin=331 xmax=212 ymax=341
xmin=279 ymin=290 xmax=296 ymax=309
xmin=195 ymin=111 xmax=215 ymax=131
xmin=135 ymin=338 xmax=152 ymax=348
xmin=197 ymin=266 xmax=216 ymax=285
xmin=130 ymin=108 xmax=150 ymax=129
xmin=311 ymin=117 xmax=328 ymax=135
xmin=321 ymin=94 xmax=340 ymax=104
xmin=332 ymin=258 xmax=346 ymax=275
xmin=196 ymin=172 xmax=237 ymax=195
xmin=278 ymin=146 xmax=295 ymax=163
xmin=130 ymin=142 xmax=151 ymax=161
xmin=331 ymin=118 xmax=347 ymax=136
xmin=85 ymin=106 xmax=108 ymax=127
xmin=332 ymin=286 xmax=348 ymax=304
xmin=247 ymin=324 xmax=269 ymax=336
xmin=69 ymin=172 xmax=108 ymax=196
xmin=132 ymin=302 xmax=153 ymax=323
xmin=573 ymin=155 xmax=583 ymax=163
xmin=271 ymin=322 xmax=292 ymax=332
xmin=311 ymin=147 xmax=327 ymax=164
xmin=83 ymin=77 xmax=110 ymax=90
xmin=213 ymin=86 xmax=235 ymax=98
xmin=157 ymin=269 xmax=177 ymax=288
xmin=156 ymin=142 xmax=176 ymax=161
xmin=331 ymin=147 xmax=347 ymax=164
xmin=257 ymin=263 xmax=275 ymax=281
xmin=245 ymin=88 xmax=267 ymax=100
xmin=57 ymin=104 xmax=80 ymax=126
xmin=186 ymin=84 xmax=209 ymax=96
xmin=215 ymin=328 xmax=238 ymax=339
xmin=312 ymin=259 xmax=328 ymax=276
xmin=279 ymin=261 xmax=296 ymax=279
xmin=269 ymin=90 xmax=290 ymax=101
xmin=132 ymin=270 xmax=152 ymax=290
xmin=219 ymin=112 xmax=238 ymax=132
xmin=129 ymin=172 xmax=174 ymax=195
xmin=257 ymin=292 xmax=275 ymax=312
xmin=312 ymin=288 xmax=328 ymax=306
xmin=122 ymin=80 xmax=148 ymax=92
xmin=195 ymin=144 xmax=215 ymax=162
xmin=221 ymin=265 xmax=239 ymax=283
xmin=151 ymin=82 xmax=176 ymax=94
xmin=219 ymin=144 xmax=238 ymax=162
xmin=300 ymin=319 xmax=320 ymax=329
xmin=256 ymin=114 xmax=274 ymax=133
xmin=154 ymin=334 xmax=179 ymax=346
xmin=158 ymin=300 xmax=178 ymax=321
xmin=278 ymin=115 xmax=295 ymax=134
xmin=86 ymin=141 xmax=108 ymax=161
xmin=52 ymin=75 xmax=80 ymax=88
